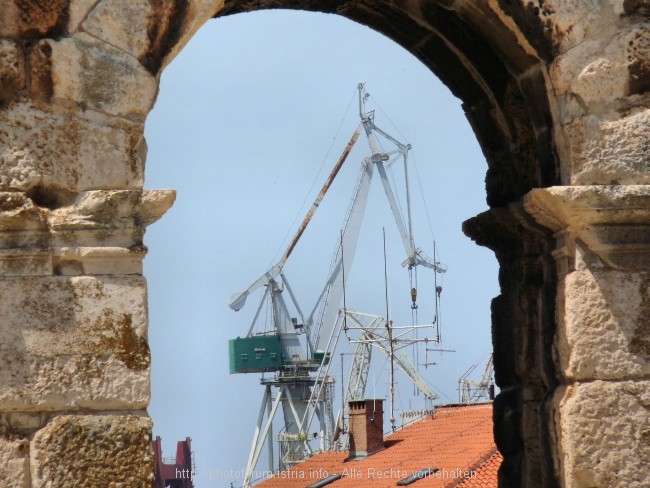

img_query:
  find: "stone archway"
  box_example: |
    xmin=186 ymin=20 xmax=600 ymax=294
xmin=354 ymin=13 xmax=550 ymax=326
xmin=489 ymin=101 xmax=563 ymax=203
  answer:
xmin=0 ymin=1 xmax=648 ymax=487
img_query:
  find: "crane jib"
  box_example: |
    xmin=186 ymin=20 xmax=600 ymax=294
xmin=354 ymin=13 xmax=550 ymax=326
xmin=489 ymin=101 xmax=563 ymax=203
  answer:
xmin=281 ymin=124 xmax=363 ymax=265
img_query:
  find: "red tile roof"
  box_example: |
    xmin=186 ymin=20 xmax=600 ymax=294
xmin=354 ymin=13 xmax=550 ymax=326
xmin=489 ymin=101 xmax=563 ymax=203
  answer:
xmin=256 ymin=403 xmax=500 ymax=488
xmin=456 ymin=449 xmax=502 ymax=488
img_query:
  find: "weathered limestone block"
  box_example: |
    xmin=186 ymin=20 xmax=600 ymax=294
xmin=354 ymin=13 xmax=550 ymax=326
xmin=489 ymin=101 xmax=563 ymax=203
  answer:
xmin=0 ymin=193 xmax=51 ymax=277
xmin=49 ymin=190 xmax=174 ymax=231
xmin=48 ymin=189 xmax=176 ymax=255
xmin=5 ymin=412 xmax=45 ymax=432
xmin=30 ymin=33 xmax=157 ymax=118
xmin=0 ymin=435 xmax=29 ymax=487
xmin=83 ymin=0 xmax=159 ymax=61
xmin=627 ymin=22 xmax=650 ymax=96
xmin=0 ymin=190 xmax=174 ymax=275
xmin=561 ymin=110 xmax=650 ymax=185
xmin=31 ymin=415 xmax=154 ymax=487
xmin=150 ymin=0 xmax=227 ymax=72
xmin=68 ymin=0 xmax=102 ymax=33
xmin=558 ymin=270 xmax=650 ymax=380
xmin=623 ymin=0 xmax=650 ymax=17
xmin=0 ymin=102 xmax=147 ymax=192
xmin=551 ymin=25 xmax=638 ymax=103
xmin=0 ymin=276 xmax=151 ymax=411
xmin=524 ymin=186 xmax=650 ymax=270
xmin=536 ymin=1 xmax=622 ymax=53
xmin=551 ymin=23 xmax=650 ymax=151
xmin=553 ymin=380 xmax=650 ymax=488
xmin=80 ymin=0 xmax=225 ymax=73
xmin=64 ymin=0 xmax=226 ymax=72
xmin=0 ymin=249 xmax=52 ymax=277
xmin=0 ymin=40 xmax=25 ymax=103
xmin=0 ymin=0 xmax=68 ymax=38
xmin=0 ymin=192 xmax=48 ymax=234
xmin=53 ymin=247 xmax=145 ymax=276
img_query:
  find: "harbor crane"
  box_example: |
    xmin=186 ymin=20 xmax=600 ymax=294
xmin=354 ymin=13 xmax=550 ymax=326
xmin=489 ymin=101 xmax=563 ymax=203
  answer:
xmin=227 ymin=84 xmax=446 ymax=487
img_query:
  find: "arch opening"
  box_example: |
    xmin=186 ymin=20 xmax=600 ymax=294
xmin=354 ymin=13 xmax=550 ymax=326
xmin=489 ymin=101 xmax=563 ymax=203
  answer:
xmin=145 ymin=4 xmax=560 ymax=487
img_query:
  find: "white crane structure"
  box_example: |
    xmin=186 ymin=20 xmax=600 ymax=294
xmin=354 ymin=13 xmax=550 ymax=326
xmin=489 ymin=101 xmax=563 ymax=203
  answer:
xmin=331 ymin=309 xmax=440 ymax=450
xmin=228 ymin=84 xmax=446 ymax=487
xmin=459 ymin=353 xmax=495 ymax=403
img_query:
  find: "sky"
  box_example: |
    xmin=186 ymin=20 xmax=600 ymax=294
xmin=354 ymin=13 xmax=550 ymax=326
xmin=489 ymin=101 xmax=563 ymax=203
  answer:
xmin=143 ymin=9 xmax=499 ymax=487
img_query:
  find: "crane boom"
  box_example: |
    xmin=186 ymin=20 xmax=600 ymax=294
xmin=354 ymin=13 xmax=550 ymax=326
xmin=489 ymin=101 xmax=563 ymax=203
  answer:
xmin=228 ymin=124 xmax=363 ymax=313
xmin=281 ymin=124 xmax=363 ymax=265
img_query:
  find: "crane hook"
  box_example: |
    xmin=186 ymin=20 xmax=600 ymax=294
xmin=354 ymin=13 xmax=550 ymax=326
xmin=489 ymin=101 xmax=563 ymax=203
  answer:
xmin=410 ymin=287 xmax=418 ymax=309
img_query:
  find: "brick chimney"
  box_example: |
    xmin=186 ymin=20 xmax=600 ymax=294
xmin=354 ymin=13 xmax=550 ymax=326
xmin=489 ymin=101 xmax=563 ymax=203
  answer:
xmin=348 ymin=399 xmax=384 ymax=459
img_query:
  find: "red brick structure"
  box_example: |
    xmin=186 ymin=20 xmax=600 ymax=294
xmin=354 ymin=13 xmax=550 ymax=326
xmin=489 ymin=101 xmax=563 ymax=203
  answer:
xmin=348 ymin=399 xmax=385 ymax=459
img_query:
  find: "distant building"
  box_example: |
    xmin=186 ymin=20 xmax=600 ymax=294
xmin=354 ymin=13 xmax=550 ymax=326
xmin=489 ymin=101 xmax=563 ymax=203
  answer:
xmin=152 ymin=436 xmax=194 ymax=488
xmin=256 ymin=401 xmax=501 ymax=487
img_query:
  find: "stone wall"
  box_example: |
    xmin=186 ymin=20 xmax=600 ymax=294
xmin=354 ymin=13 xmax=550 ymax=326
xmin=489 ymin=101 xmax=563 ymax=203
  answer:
xmin=0 ymin=0 xmax=197 ymax=484
xmin=0 ymin=1 xmax=648 ymax=486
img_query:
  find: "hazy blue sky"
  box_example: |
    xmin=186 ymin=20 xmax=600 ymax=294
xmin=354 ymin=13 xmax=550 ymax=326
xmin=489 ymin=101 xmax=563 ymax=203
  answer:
xmin=143 ymin=9 xmax=499 ymax=487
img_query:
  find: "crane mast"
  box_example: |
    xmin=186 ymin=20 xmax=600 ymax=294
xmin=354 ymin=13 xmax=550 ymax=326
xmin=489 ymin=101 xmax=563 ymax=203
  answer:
xmin=228 ymin=84 xmax=446 ymax=487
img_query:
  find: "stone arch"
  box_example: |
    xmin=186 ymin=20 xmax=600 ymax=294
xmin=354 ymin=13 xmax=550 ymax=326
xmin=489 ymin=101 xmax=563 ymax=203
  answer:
xmin=204 ymin=3 xmax=563 ymax=486
xmin=0 ymin=2 xmax=648 ymax=487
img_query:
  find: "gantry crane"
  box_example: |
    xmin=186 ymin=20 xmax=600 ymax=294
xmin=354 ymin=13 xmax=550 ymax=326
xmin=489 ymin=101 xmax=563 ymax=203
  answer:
xmin=228 ymin=84 xmax=446 ymax=487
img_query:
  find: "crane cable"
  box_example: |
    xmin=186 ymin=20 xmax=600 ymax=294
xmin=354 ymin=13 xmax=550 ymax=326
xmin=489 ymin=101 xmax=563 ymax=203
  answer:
xmin=409 ymin=264 xmax=418 ymax=317
xmin=408 ymin=263 xmax=420 ymax=397
xmin=433 ymin=242 xmax=443 ymax=343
